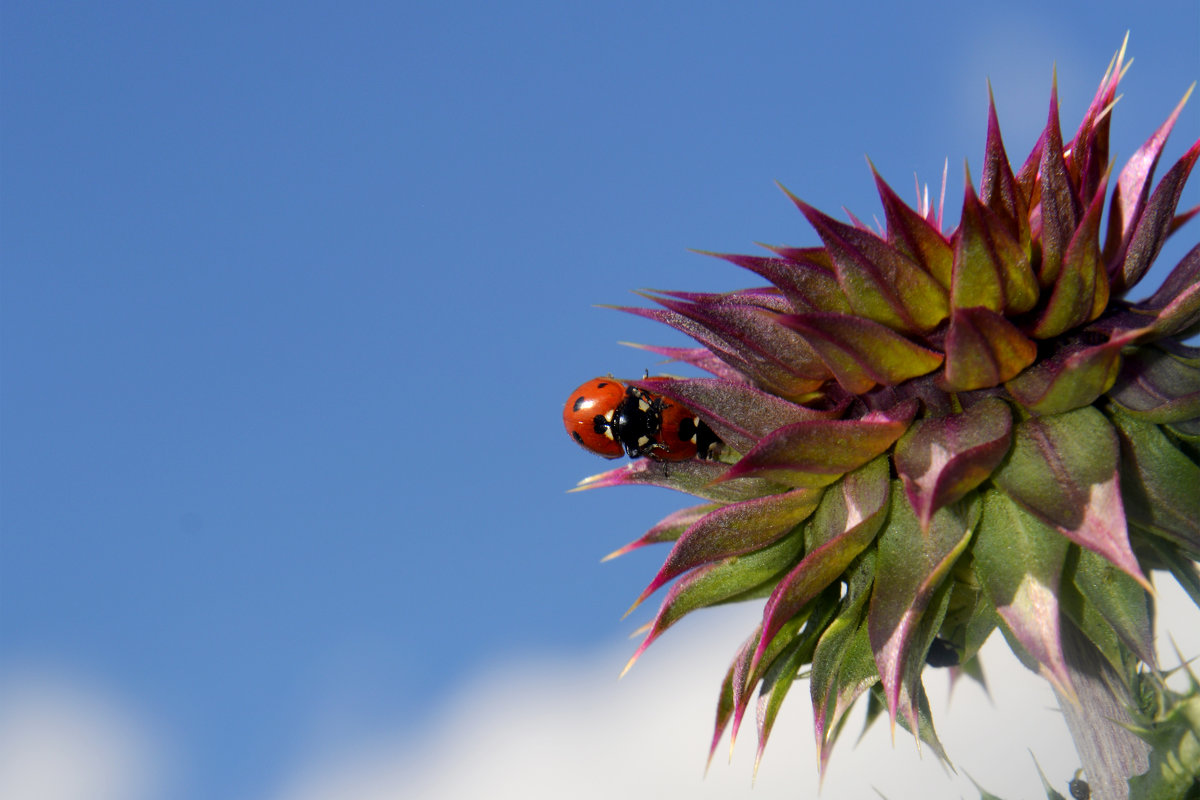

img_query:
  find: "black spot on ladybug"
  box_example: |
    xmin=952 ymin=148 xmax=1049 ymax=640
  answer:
xmin=678 ymin=417 xmax=697 ymax=442
xmin=572 ymin=431 xmax=584 ymax=445
xmin=573 ymin=396 xmax=587 ymax=413
xmin=592 ymin=415 xmax=607 ymax=434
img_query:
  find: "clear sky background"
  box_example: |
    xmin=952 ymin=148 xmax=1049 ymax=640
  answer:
xmin=2 ymin=3 xmax=1198 ymax=799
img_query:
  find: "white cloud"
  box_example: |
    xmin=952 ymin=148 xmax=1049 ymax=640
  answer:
xmin=0 ymin=670 xmax=169 ymax=800
xmin=268 ymin=576 xmax=1200 ymax=800
xmin=6 ymin=578 xmax=1191 ymax=800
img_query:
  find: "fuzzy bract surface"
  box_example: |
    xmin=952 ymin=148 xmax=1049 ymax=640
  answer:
xmin=572 ymin=42 xmax=1200 ymax=779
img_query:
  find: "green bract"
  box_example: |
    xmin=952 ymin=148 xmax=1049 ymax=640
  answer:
xmin=572 ymin=41 xmax=1200 ymax=789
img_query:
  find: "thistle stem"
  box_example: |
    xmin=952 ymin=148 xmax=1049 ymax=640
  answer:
xmin=1053 ymin=620 xmax=1150 ymax=800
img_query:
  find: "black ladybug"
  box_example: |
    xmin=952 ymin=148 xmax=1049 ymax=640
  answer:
xmin=925 ymin=637 xmax=960 ymax=668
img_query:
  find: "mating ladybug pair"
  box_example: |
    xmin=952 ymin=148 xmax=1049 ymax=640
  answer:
xmin=563 ymin=377 xmax=722 ymax=462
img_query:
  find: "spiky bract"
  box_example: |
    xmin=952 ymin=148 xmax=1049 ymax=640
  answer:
xmin=575 ymin=43 xmax=1200 ymax=781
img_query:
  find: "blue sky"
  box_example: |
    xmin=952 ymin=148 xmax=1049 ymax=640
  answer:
xmin=2 ymin=3 xmax=1198 ymax=799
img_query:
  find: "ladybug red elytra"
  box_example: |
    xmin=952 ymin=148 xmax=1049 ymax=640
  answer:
xmin=563 ymin=377 xmax=722 ymax=461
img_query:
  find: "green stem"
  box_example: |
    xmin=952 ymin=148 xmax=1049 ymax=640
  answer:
xmin=1054 ymin=620 xmax=1149 ymax=800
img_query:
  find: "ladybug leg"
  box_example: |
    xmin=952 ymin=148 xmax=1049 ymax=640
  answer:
xmin=644 ymin=440 xmax=672 ymax=460
xmin=627 ymin=437 xmax=668 ymax=459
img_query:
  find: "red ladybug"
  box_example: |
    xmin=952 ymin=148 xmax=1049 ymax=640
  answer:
xmin=562 ymin=377 xmax=721 ymax=461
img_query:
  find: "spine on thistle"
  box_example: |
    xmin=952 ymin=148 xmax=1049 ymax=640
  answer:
xmin=564 ymin=37 xmax=1200 ymax=799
